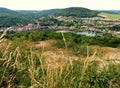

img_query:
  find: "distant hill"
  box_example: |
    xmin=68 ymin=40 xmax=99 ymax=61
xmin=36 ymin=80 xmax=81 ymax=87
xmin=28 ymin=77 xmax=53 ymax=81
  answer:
xmin=16 ymin=7 xmax=99 ymax=18
xmin=0 ymin=8 xmax=34 ymax=27
xmin=38 ymin=7 xmax=99 ymax=17
xmin=97 ymin=10 xmax=120 ymax=14
xmin=0 ymin=7 xmax=18 ymax=15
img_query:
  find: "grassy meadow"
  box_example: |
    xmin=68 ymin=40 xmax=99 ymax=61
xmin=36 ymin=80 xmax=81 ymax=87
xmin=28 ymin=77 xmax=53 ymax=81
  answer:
xmin=0 ymin=30 xmax=120 ymax=88
xmin=98 ymin=12 xmax=120 ymax=20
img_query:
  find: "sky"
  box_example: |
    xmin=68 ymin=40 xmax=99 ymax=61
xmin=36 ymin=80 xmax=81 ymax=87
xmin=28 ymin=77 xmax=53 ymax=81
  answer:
xmin=0 ymin=0 xmax=120 ymax=10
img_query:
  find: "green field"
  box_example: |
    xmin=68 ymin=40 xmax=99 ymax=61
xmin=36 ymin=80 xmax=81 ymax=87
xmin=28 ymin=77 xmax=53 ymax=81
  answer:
xmin=98 ymin=12 xmax=120 ymax=20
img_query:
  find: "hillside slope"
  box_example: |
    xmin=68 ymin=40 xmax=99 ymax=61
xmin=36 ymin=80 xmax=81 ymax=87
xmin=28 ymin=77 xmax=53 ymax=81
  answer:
xmin=0 ymin=7 xmax=18 ymax=15
xmin=0 ymin=8 xmax=34 ymax=27
xmin=39 ymin=7 xmax=99 ymax=17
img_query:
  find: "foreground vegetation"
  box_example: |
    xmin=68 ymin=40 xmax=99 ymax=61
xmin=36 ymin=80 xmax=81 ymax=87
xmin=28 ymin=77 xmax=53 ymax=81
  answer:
xmin=0 ymin=30 xmax=120 ymax=88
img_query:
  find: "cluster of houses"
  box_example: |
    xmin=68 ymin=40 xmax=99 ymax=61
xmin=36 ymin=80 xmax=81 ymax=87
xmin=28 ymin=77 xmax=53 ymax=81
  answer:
xmin=56 ymin=16 xmax=120 ymax=36
xmin=0 ymin=23 xmax=48 ymax=33
xmin=0 ymin=16 xmax=120 ymax=37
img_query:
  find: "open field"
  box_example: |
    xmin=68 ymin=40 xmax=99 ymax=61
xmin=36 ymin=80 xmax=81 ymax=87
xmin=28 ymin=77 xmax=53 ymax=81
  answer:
xmin=98 ymin=12 xmax=120 ymax=20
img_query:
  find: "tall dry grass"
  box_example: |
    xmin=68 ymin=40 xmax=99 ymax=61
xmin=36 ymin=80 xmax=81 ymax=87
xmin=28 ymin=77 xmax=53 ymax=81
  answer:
xmin=0 ymin=31 xmax=120 ymax=88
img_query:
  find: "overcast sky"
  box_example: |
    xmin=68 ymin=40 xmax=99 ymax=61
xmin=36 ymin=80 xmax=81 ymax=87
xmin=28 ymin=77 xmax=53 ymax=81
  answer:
xmin=0 ymin=0 xmax=120 ymax=10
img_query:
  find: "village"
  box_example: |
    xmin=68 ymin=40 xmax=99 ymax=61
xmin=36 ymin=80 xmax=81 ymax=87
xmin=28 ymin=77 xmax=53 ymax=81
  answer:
xmin=1 ymin=16 xmax=120 ymax=37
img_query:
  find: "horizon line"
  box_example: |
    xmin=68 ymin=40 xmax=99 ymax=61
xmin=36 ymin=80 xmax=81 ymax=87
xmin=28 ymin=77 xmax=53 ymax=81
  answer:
xmin=0 ymin=6 xmax=120 ymax=11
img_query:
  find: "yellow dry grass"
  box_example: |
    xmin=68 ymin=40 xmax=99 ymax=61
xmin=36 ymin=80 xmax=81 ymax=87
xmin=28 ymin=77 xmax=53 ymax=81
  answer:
xmin=89 ymin=45 xmax=120 ymax=59
xmin=32 ymin=40 xmax=79 ymax=69
xmin=1 ymin=38 xmax=120 ymax=70
xmin=89 ymin=45 xmax=120 ymax=67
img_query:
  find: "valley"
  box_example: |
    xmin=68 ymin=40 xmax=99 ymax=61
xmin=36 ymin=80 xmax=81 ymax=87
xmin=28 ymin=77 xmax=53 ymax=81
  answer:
xmin=0 ymin=7 xmax=120 ymax=37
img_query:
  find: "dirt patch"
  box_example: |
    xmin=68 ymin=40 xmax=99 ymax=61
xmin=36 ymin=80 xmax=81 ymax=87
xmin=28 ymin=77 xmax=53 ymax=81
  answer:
xmin=35 ymin=40 xmax=55 ymax=48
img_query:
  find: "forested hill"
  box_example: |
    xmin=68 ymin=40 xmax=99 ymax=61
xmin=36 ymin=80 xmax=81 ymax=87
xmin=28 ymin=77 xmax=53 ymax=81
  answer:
xmin=53 ymin=7 xmax=98 ymax=17
xmin=0 ymin=7 xmax=18 ymax=15
xmin=0 ymin=7 xmax=99 ymax=27
xmin=0 ymin=8 xmax=34 ymax=27
xmin=38 ymin=7 xmax=99 ymax=17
